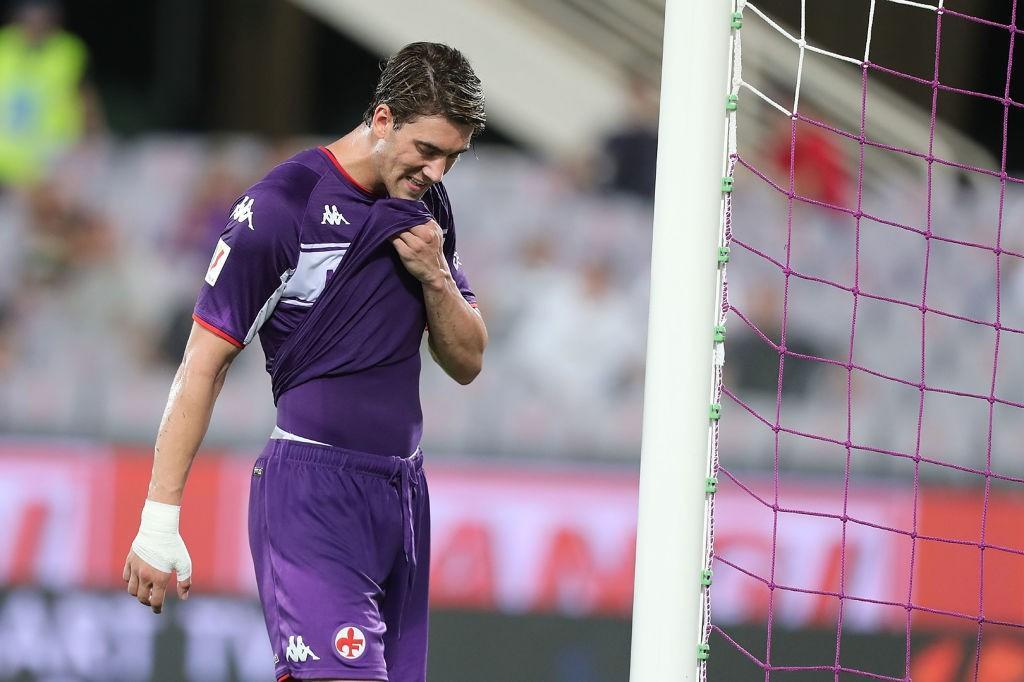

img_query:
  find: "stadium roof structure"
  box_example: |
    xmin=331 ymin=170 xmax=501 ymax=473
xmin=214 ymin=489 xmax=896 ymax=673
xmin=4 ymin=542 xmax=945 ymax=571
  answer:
xmin=292 ymin=0 xmax=993 ymax=181
xmin=290 ymin=0 xmax=635 ymax=158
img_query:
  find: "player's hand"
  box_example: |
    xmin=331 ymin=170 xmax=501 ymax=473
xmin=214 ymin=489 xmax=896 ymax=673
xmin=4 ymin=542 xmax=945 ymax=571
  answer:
xmin=392 ymin=220 xmax=450 ymax=287
xmin=123 ymin=500 xmax=193 ymax=614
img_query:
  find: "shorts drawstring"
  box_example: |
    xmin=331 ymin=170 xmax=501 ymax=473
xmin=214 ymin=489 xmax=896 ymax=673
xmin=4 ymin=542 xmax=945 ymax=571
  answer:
xmin=389 ymin=449 xmax=422 ymax=637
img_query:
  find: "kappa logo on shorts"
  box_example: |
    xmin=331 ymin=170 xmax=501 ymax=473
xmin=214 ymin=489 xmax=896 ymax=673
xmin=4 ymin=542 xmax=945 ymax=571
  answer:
xmin=285 ymin=635 xmax=320 ymax=663
xmin=333 ymin=625 xmax=367 ymax=661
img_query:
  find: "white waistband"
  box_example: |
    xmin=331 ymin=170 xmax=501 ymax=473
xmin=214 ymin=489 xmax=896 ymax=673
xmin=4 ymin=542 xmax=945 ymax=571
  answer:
xmin=270 ymin=426 xmax=421 ymax=457
xmin=270 ymin=425 xmax=331 ymax=447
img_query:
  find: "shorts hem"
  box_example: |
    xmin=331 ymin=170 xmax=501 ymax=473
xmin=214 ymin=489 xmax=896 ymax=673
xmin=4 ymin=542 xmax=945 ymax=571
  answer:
xmin=276 ymin=667 xmax=388 ymax=681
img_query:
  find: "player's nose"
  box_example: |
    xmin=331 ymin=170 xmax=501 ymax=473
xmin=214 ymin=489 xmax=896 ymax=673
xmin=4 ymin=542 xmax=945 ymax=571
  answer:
xmin=423 ymin=158 xmax=446 ymax=183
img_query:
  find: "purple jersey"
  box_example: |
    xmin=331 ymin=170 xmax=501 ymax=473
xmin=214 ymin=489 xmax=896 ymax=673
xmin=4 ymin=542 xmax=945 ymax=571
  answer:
xmin=194 ymin=147 xmax=475 ymax=454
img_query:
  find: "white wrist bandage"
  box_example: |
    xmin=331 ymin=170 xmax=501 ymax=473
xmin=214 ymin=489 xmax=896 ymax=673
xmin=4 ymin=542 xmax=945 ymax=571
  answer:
xmin=131 ymin=500 xmax=193 ymax=581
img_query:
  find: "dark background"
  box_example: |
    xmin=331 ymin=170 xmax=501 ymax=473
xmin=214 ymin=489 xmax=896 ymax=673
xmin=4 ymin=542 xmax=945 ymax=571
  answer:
xmin=3 ymin=588 xmax=983 ymax=682
xmin=31 ymin=0 xmax=515 ymax=146
xmin=23 ymin=0 xmax=1019 ymax=167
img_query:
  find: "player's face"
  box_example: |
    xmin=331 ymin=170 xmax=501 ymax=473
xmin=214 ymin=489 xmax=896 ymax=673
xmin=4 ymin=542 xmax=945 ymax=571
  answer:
xmin=371 ymin=106 xmax=473 ymax=200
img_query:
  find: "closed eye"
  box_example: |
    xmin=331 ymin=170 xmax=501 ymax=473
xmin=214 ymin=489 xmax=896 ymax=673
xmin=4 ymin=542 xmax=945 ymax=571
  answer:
xmin=416 ymin=141 xmax=471 ymax=161
xmin=417 ymin=143 xmax=442 ymax=159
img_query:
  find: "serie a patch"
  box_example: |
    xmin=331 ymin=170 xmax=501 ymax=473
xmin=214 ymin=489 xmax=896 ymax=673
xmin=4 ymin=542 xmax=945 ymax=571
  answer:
xmin=205 ymin=239 xmax=231 ymax=286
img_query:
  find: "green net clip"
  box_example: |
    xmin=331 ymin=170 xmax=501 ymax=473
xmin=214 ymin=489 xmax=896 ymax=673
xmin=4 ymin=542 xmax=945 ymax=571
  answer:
xmin=706 ymin=477 xmax=718 ymax=494
xmin=714 ymin=325 xmax=727 ymax=343
xmin=721 ymin=176 xmax=734 ymax=193
xmin=709 ymin=403 xmax=722 ymax=420
xmin=726 ymin=94 xmax=738 ymax=111
xmin=701 ymin=569 xmax=713 ymax=587
xmin=718 ymin=246 xmax=731 ymax=264
xmin=697 ymin=643 xmax=711 ymax=660
xmin=731 ymin=12 xmax=743 ymax=29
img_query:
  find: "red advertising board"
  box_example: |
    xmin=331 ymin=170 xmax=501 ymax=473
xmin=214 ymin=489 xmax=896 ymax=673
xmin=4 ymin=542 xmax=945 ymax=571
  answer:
xmin=1 ymin=439 xmax=1021 ymax=631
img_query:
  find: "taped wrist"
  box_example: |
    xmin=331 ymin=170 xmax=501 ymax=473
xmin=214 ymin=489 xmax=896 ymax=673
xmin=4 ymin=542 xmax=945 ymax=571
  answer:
xmin=131 ymin=499 xmax=192 ymax=581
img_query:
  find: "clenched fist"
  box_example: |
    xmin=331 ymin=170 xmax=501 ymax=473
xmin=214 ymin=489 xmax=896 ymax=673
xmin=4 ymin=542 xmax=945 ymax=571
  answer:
xmin=392 ymin=220 xmax=451 ymax=287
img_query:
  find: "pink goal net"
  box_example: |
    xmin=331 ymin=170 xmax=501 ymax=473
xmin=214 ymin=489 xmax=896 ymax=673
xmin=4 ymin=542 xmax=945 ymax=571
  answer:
xmin=708 ymin=1 xmax=1024 ymax=679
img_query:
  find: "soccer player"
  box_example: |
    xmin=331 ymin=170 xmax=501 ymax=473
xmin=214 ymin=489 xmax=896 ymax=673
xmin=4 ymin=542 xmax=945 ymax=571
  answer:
xmin=122 ymin=42 xmax=487 ymax=682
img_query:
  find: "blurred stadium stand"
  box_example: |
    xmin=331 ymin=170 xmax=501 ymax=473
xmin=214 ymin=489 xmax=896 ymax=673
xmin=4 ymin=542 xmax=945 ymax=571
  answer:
xmin=0 ymin=0 xmax=1017 ymax=470
xmin=2 ymin=0 xmax=1024 ymax=680
xmin=4 ymin=130 xmax=1024 ymax=476
xmin=0 ymin=136 xmax=654 ymax=458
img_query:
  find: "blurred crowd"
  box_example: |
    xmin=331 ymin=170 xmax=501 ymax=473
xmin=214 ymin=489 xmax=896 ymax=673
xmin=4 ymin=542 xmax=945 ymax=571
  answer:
xmin=725 ymin=142 xmax=1024 ymax=480
xmin=0 ymin=0 xmax=658 ymax=460
xmin=3 ymin=1 xmax=1024 ymax=476
xmin=0 ymin=135 xmax=654 ymax=458
xmin=6 ymin=123 xmax=1024 ymax=475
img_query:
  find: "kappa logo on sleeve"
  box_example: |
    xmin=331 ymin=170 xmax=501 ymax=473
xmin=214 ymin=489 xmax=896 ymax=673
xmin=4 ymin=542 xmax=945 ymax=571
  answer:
xmin=205 ymin=239 xmax=231 ymax=286
xmin=232 ymin=196 xmax=255 ymax=230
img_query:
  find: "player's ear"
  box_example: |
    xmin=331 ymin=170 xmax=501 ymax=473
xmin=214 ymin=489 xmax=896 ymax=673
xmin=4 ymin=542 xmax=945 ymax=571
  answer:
xmin=371 ymin=104 xmax=394 ymax=139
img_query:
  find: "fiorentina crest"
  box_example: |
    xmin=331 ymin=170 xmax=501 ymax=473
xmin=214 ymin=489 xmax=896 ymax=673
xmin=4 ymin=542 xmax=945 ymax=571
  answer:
xmin=333 ymin=625 xmax=367 ymax=661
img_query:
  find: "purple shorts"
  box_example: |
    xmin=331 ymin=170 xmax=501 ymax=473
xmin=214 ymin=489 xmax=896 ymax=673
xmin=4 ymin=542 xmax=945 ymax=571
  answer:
xmin=248 ymin=438 xmax=430 ymax=681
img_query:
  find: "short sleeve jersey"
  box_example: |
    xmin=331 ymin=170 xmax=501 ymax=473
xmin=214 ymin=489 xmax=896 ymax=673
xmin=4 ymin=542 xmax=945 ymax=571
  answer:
xmin=193 ymin=146 xmax=476 ymax=365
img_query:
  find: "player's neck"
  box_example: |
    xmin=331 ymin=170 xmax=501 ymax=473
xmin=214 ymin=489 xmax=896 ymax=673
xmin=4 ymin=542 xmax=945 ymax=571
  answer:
xmin=325 ymin=127 xmax=385 ymax=196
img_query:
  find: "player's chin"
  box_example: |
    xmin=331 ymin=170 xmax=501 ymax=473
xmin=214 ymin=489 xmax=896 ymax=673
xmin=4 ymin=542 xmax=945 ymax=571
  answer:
xmin=394 ymin=190 xmax=426 ymax=200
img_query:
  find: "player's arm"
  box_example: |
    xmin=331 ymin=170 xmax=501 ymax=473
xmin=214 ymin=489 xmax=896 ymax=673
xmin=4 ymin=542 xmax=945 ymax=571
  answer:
xmin=149 ymin=321 xmax=241 ymax=503
xmin=123 ymin=180 xmax=300 ymax=613
xmin=423 ymin=275 xmax=487 ymax=385
xmin=123 ymin=321 xmax=241 ymax=614
xmin=392 ymin=221 xmax=487 ymax=384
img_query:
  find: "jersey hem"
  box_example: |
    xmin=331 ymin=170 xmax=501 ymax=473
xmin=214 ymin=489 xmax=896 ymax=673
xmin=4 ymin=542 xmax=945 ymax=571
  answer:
xmin=192 ymin=312 xmax=244 ymax=348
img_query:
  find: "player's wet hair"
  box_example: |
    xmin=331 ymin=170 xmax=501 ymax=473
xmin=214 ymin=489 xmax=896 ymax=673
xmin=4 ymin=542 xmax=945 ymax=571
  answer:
xmin=363 ymin=42 xmax=486 ymax=137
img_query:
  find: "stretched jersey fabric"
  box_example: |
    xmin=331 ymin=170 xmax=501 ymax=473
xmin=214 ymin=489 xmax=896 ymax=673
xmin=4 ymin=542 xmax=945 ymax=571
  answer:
xmin=269 ymin=197 xmax=435 ymax=403
xmin=193 ymin=147 xmax=476 ymax=454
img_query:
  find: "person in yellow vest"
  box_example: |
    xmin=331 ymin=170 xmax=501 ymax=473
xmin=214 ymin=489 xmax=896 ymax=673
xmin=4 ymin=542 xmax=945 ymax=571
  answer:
xmin=0 ymin=0 xmax=100 ymax=187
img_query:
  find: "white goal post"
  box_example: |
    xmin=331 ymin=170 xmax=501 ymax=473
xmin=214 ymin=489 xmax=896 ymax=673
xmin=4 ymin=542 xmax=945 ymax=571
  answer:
xmin=629 ymin=0 xmax=734 ymax=680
